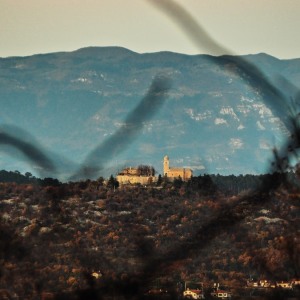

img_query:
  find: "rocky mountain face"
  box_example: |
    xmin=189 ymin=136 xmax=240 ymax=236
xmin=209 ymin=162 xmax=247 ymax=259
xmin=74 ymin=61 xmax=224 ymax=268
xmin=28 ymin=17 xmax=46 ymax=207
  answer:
xmin=0 ymin=47 xmax=300 ymax=180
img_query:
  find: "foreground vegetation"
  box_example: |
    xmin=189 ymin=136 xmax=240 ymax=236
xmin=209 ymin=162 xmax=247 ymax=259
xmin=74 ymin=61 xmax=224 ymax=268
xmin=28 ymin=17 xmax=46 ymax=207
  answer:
xmin=0 ymin=170 xmax=299 ymax=299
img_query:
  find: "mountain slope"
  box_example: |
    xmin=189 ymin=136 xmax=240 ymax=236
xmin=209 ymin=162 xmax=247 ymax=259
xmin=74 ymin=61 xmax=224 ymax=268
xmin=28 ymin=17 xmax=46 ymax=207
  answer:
xmin=0 ymin=47 xmax=299 ymax=180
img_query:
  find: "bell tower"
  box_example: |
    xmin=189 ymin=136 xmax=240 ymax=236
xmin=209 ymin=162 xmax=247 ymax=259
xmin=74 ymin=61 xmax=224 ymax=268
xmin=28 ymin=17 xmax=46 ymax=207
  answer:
xmin=163 ymin=155 xmax=169 ymax=176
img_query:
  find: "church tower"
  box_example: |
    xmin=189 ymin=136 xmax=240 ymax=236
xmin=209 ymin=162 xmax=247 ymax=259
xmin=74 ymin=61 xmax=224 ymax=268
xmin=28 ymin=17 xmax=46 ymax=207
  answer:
xmin=163 ymin=155 xmax=169 ymax=176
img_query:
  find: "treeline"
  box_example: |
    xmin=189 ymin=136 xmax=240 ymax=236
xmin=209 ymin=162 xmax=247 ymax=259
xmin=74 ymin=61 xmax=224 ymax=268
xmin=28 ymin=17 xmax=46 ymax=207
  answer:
xmin=210 ymin=173 xmax=277 ymax=195
xmin=0 ymin=169 xmax=297 ymax=195
xmin=161 ymin=172 xmax=297 ymax=195
xmin=210 ymin=172 xmax=297 ymax=195
xmin=0 ymin=170 xmax=61 ymax=186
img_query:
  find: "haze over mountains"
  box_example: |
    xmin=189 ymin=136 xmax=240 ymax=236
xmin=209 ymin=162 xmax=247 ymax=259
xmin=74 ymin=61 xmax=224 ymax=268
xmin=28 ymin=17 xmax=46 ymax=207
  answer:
xmin=0 ymin=47 xmax=300 ymax=180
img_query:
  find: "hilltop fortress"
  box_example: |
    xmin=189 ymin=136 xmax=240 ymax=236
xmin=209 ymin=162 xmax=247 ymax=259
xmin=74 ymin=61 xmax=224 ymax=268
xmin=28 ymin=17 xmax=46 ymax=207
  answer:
xmin=116 ymin=166 xmax=156 ymax=185
xmin=163 ymin=155 xmax=192 ymax=181
xmin=116 ymin=156 xmax=192 ymax=185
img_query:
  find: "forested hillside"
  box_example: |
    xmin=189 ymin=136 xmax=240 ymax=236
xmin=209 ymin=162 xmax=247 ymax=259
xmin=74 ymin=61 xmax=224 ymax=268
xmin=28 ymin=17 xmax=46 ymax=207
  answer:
xmin=0 ymin=172 xmax=299 ymax=299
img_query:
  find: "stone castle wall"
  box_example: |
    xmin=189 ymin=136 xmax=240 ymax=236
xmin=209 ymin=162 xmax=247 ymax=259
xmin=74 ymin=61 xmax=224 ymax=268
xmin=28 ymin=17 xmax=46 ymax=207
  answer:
xmin=116 ymin=175 xmax=156 ymax=185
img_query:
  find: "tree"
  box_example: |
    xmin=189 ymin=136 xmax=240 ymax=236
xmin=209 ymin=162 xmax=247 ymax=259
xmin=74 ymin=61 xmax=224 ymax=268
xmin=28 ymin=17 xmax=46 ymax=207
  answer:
xmin=97 ymin=176 xmax=105 ymax=187
xmin=157 ymin=174 xmax=163 ymax=186
xmin=107 ymin=175 xmax=119 ymax=190
xmin=25 ymin=172 xmax=33 ymax=178
xmin=173 ymin=176 xmax=183 ymax=189
xmin=40 ymin=177 xmax=61 ymax=187
xmin=137 ymin=165 xmax=156 ymax=176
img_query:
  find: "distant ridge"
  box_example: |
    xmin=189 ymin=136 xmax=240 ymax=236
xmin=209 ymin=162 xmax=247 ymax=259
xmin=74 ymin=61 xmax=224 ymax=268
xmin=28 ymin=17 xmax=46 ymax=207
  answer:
xmin=0 ymin=46 xmax=299 ymax=179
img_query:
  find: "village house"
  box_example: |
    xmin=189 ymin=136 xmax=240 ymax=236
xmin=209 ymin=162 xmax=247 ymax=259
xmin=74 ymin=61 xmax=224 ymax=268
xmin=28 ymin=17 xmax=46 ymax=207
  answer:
xmin=276 ymin=281 xmax=293 ymax=289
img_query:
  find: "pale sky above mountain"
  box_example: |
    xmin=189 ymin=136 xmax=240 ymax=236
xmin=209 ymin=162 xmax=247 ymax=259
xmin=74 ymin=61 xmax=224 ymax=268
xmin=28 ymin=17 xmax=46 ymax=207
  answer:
xmin=1 ymin=0 xmax=299 ymax=58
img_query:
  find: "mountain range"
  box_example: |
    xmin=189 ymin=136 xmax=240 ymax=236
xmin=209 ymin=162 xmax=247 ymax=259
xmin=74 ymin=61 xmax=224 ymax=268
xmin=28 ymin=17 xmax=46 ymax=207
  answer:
xmin=0 ymin=47 xmax=300 ymax=180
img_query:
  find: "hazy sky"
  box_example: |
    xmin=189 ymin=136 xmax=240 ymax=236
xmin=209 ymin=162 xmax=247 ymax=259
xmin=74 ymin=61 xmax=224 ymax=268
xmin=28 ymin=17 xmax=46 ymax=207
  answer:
xmin=1 ymin=0 xmax=300 ymax=59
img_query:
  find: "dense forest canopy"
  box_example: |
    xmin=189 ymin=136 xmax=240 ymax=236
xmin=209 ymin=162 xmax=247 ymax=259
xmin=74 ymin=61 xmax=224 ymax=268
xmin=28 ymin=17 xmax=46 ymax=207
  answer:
xmin=0 ymin=167 xmax=299 ymax=299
